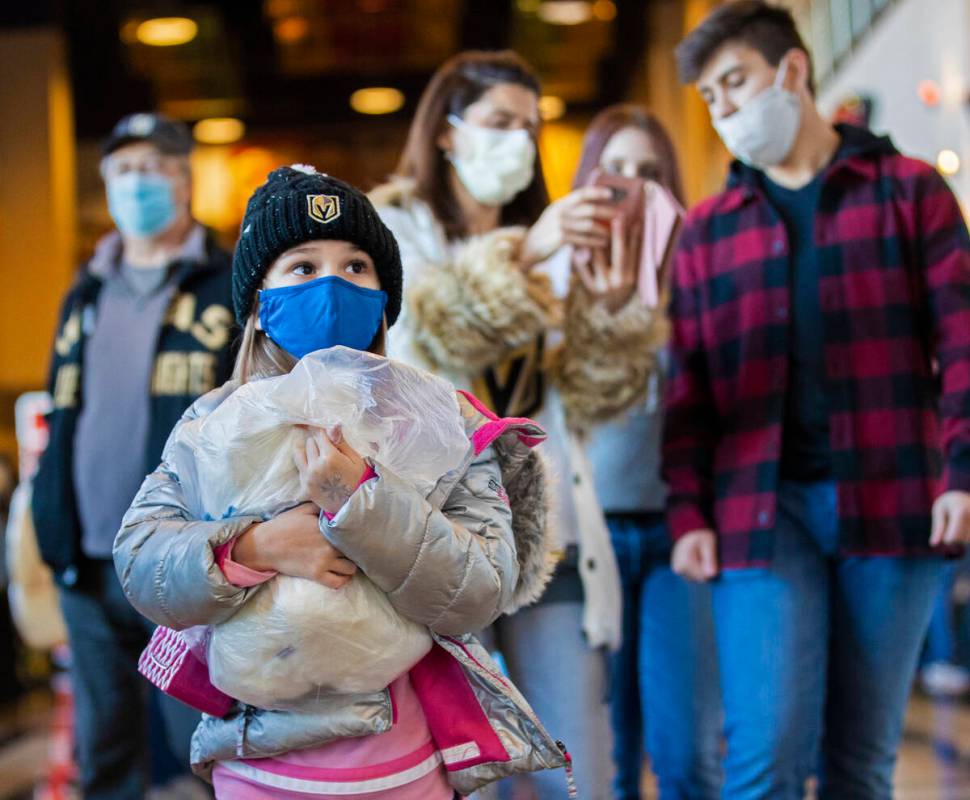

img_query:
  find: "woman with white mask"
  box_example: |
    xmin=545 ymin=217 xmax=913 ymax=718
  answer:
xmin=371 ymin=50 xmax=666 ymax=799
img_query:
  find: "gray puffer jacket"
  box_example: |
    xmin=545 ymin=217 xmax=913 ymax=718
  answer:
xmin=113 ymin=382 xmax=567 ymax=793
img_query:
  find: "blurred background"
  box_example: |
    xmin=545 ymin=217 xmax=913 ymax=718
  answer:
xmin=0 ymin=1 xmax=968 ymax=797
xmin=0 ymin=0 xmax=968 ymax=468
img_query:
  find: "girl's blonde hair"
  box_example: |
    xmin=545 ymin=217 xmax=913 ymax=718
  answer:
xmin=231 ymin=313 xmax=388 ymax=384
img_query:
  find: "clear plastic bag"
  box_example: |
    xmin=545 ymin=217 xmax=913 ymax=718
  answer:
xmin=168 ymin=347 xmax=472 ymax=708
xmin=207 ymin=575 xmax=432 ymax=707
xmin=171 ymin=347 xmax=470 ymax=521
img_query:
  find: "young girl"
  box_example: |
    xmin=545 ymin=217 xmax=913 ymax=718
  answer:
xmin=370 ymin=51 xmax=667 ymax=799
xmin=113 ymin=166 xmax=566 ymax=798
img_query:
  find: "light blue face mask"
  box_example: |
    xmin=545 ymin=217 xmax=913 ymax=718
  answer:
xmin=258 ymin=275 xmax=387 ymax=360
xmin=106 ymin=172 xmax=177 ymax=238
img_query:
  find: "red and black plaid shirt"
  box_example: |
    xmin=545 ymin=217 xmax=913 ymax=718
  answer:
xmin=663 ymin=125 xmax=970 ymax=567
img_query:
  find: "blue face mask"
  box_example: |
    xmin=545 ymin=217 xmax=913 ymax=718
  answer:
xmin=258 ymin=275 xmax=388 ymax=360
xmin=106 ymin=172 xmax=177 ymax=238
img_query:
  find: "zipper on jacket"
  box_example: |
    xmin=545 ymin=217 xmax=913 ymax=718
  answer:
xmin=556 ymin=740 xmax=578 ymax=799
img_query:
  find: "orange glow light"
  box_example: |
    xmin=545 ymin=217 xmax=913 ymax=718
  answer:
xmin=918 ymin=79 xmax=942 ymax=107
xmin=592 ymin=0 xmax=616 ymax=21
xmin=539 ymin=95 xmax=566 ymax=121
xmin=274 ymin=16 xmax=309 ymax=44
xmin=135 ymin=17 xmax=198 ymax=47
xmin=537 ymin=1 xmax=593 ymax=25
xmin=193 ymin=118 xmax=246 ymax=145
xmin=350 ymin=87 xmax=405 ymax=115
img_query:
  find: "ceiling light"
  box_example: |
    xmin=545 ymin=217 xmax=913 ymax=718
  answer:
xmin=119 ymin=20 xmax=141 ymax=44
xmin=135 ymin=17 xmax=198 ymax=47
xmin=591 ymin=0 xmax=616 ymax=21
xmin=937 ymin=149 xmax=961 ymax=176
xmin=537 ymin=1 xmax=593 ymax=25
xmin=193 ymin=118 xmax=246 ymax=145
xmin=918 ymin=79 xmax=941 ymax=107
xmin=350 ymin=87 xmax=405 ymax=115
xmin=539 ymin=95 xmax=566 ymax=121
xmin=274 ymin=16 xmax=309 ymax=43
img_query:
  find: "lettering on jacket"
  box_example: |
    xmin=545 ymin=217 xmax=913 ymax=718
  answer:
xmin=49 ymin=293 xmax=233 ymax=408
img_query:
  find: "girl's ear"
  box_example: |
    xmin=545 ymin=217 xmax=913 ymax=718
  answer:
xmin=436 ymin=122 xmax=455 ymax=156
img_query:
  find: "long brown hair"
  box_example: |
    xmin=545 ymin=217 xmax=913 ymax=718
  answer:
xmin=394 ymin=50 xmax=550 ymax=240
xmin=572 ymin=104 xmax=685 ymax=204
xmin=232 ymin=312 xmax=388 ymax=384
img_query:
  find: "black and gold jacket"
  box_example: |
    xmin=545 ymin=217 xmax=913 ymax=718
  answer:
xmin=32 ymin=228 xmax=236 ymax=587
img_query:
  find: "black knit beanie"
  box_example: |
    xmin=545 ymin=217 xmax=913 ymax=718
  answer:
xmin=231 ymin=165 xmax=402 ymax=326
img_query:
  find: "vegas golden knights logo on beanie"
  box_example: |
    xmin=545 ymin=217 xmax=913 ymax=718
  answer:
xmin=231 ymin=166 xmax=403 ymax=326
xmin=307 ymin=194 xmax=341 ymax=224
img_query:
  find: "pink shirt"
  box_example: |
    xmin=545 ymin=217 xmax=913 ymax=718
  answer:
xmin=211 ymin=469 xmax=452 ymax=799
xmin=212 ymin=675 xmax=452 ymax=799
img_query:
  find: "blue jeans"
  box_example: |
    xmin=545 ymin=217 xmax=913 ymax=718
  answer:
xmin=484 ymin=578 xmax=615 ymax=800
xmin=607 ymin=513 xmax=722 ymax=800
xmin=713 ymin=481 xmax=944 ymax=799
xmin=922 ymin=562 xmax=959 ymax=664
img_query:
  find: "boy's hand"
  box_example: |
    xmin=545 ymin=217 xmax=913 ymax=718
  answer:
xmin=930 ymin=491 xmax=970 ymax=545
xmin=294 ymin=426 xmax=368 ymax=517
xmin=671 ymin=529 xmax=719 ymax=582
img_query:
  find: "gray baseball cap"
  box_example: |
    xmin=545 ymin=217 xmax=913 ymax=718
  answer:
xmin=101 ymin=112 xmax=193 ymax=157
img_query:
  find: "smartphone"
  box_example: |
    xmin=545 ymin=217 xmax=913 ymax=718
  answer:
xmin=588 ymin=167 xmax=645 ymax=230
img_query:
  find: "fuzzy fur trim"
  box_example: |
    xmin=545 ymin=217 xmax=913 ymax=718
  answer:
xmin=499 ymin=447 xmax=557 ymax=612
xmin=367 ymin=176 xmax=416 ymax=210
xmin=407 ymin=228 xmax=558 ymax=374
xmin=456 ymin=394 xmax=557 ymax=612
xmin=552 ymin=283 xmax=669 ymax=429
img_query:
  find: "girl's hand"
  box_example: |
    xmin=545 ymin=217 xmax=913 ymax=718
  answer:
xmin=521 ymin=186 xmax=615 ymax=269
xmin=574 ymin=216 xmax=641 ymax=313
xmin=233 ymin=503 xmax=358 ymax=589
xmin=293 ymin=427 xmax=368 ymax=517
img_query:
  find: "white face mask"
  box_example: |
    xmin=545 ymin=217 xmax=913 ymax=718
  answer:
xmin=447 ymin=115 xmax=536 ymax=207
xmin=712 ymin=60 xmax=802 ymax=170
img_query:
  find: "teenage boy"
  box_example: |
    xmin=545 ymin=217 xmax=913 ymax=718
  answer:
xmin=663 ymin=2 xmax=970 ymax=797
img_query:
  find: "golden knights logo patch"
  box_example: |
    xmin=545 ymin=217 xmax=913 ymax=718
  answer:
xmin=307 ymin=194 xmax=341 ymax=224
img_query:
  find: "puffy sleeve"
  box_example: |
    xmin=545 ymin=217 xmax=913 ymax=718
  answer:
xmin=113 ymin=388 xmax=264 ymax=629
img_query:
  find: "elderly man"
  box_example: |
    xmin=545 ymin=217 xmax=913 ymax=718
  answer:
xmin=33 ymin=113 xmax=235 ymax=798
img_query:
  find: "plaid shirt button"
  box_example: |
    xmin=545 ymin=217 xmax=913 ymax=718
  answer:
xmin=757 ymin=510 xmax=770 ymax=526
xmin=772 ymin=240 xmax=785 ymax=254
xmin=776 ymin=306 xmax=788 ymax=320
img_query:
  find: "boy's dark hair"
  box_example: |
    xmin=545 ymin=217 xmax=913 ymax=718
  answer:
xmin=675 ymin=1 xmax=814 ymax=93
